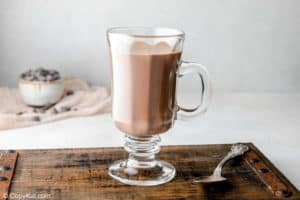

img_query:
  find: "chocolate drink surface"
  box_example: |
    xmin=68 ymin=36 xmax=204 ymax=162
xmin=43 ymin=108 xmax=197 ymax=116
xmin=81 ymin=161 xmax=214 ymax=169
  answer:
xmin=110 ymin=42 xmax=182 ymax=137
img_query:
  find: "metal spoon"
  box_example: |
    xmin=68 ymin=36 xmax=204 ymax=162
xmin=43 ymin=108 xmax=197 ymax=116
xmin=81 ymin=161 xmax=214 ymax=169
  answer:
xmin=194 ymin=143 xmax=249 ymax=183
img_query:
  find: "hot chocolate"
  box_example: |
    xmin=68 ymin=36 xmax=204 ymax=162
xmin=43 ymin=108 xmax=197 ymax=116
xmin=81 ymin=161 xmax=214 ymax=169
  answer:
xmin=110 ymin=42 xmax=182 ymax=137
xmin=108 ymin=27 xmax=212 ymax=186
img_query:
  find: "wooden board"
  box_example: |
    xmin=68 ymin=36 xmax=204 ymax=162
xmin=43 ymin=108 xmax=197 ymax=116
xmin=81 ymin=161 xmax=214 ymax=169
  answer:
xmin=5 ymin=143 xmax=300 ymax=200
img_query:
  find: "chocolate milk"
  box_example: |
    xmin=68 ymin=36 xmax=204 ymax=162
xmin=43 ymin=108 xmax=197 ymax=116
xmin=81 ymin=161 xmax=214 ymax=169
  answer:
xmin=111 ymin=42 xmax=182 ymax=137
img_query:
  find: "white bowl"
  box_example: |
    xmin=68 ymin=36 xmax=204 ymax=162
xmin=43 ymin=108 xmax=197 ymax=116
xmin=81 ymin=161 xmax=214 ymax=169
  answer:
xmin=19 ymin=78 xmax=65 ymax=107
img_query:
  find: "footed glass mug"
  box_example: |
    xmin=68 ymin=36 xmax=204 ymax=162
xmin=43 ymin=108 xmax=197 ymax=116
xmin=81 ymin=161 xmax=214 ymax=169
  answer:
xmin=107 ymin=27 xmax=212 ymax=186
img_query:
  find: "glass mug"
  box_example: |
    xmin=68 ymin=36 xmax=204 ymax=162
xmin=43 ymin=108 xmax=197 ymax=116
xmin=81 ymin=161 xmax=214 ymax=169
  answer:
xmin=107 ymin=27 xmax=212 ymax=186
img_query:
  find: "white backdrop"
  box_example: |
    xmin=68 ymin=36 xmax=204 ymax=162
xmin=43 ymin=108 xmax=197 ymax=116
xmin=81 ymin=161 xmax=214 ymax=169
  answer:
xmin=0 ymin=0 xmax=299 ymax=92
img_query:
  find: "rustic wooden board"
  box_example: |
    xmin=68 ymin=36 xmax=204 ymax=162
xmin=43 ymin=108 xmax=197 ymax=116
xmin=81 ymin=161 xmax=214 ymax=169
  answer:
xmin=5 ymin=143 xmax=300 ymax=200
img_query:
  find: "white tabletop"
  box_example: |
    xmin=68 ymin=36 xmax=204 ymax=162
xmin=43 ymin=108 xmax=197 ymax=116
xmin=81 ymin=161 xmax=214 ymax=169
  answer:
xmin=0 ymin=92 xmax=299 ymax=190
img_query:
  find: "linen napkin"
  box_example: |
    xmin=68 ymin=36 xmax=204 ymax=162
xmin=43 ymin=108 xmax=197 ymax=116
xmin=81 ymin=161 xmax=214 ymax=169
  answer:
xmin=0 ymin=77 xmax=111 ymax=130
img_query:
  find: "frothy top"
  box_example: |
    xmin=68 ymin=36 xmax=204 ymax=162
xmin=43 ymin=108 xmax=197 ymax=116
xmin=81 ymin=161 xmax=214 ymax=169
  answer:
xmin=130 ymin=41 xmax=176 ymax=54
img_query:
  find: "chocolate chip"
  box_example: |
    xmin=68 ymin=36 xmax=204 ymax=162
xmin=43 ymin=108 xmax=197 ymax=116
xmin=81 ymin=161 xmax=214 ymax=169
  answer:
xmin=32 ymin=116 xmax=41 ymax=122
xmin=52 ymin=108 xmax=58 ymax=114
xmin=60 ymin=106 xmax=71 ymax=112
xmin=33 ymin=108 xmax=41 ymax=113
xmin=66 ymin=90 xmax=74 ymax=96
xmin=21 ymin=73 xmax=26 ymax=79
xmin=33 ymin=107 xmax=48 ymax=114
xmin=73 ymin=108 xmax=78 ymax=111
xmin=16 ymin=111 xmax=24 ymax=115
xmin=41 ymin=107 xmax=48 ymax=113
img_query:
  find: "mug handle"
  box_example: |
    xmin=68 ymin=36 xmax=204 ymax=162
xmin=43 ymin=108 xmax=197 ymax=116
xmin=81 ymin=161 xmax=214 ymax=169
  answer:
xmin=176 ymin=61 xmax=212 ymax=118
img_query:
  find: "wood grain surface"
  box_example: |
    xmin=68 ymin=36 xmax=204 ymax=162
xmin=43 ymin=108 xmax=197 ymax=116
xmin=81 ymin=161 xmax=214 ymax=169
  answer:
xmin=6 ymin=143 xmax=300 ymax=200
xmin=0 ymin=151 xmax=18 ymax=200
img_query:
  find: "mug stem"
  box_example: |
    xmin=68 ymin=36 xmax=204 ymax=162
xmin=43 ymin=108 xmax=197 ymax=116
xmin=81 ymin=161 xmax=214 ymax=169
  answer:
xmin=125 ymin=135 xmax=160 ymax=168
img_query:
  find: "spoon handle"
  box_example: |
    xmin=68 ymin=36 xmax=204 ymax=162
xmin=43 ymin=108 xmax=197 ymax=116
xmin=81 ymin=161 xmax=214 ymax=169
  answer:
xmin=213 ymin=143 xmax=249 ymax=177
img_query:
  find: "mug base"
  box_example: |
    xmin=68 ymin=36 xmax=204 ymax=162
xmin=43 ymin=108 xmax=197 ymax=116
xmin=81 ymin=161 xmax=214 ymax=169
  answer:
xmin=108 ymin=159 xmax=176 ymax=186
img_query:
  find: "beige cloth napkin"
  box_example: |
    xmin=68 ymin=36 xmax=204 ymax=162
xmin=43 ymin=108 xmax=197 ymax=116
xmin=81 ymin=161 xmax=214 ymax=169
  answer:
xmin=0 ymin=77 xmax=111 ymax=130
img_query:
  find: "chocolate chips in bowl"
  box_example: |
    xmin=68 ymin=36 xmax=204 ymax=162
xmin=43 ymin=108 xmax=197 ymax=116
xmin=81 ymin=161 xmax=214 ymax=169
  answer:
xmin=19 ymin=68 xmax=65 ymax=107
xmin=20 ymin=68 xmax=61 ymax=82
